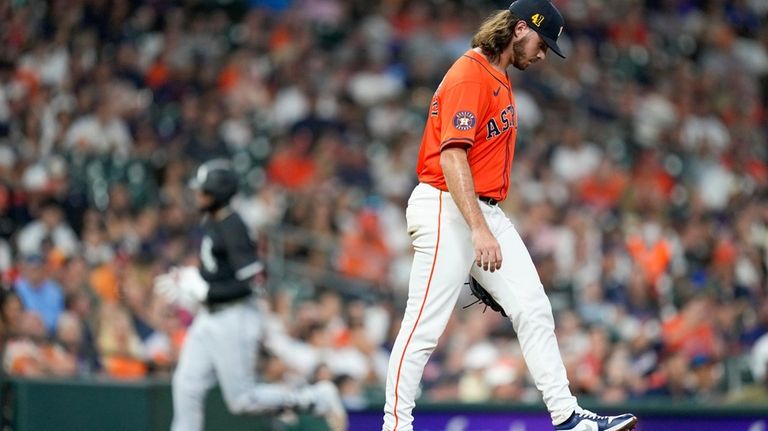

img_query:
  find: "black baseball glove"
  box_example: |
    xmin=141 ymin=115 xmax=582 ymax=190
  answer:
xmin=464 ymin=276 xmax=507 ymax=317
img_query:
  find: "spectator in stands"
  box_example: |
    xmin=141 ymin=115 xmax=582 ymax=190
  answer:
xmin=3 ymin=312 xmax=50 ymax=377
xmin=140 ymin=297 xmax=185 ymax=376
xmin=64 ymin=94 xmax=133 ymax=156
xmin=97 ymin=303 xmax=147 ymax=379
xmin=661 ymin=294 xmax=722 ymax=362
xmin=336 ymin=209 xmax=390 ymax=285
xmin=56 ymin=311 xmax=99 ymax=375
xmin=551 ymin=126 xmax=602 ymax=183
xmin=16 ymin=199 xmax=78 ymax=259
xmin=3 ymin=311 xmax=76 ymax=377
xmin=266 ymin=131 xmax=318 ymax=190
xmin=13 ymin=254 xmax=64 ymax=334
xmin=644 ymin=351 xmax=696 ymax=399
xmin=0 ymin=289 xmax=23 ymax=338
xmin=336 ymin=374 xmax=367 ymax=410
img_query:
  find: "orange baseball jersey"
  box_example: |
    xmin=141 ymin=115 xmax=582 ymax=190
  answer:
xmin=416 ymin=49 xmax=517 ymax=201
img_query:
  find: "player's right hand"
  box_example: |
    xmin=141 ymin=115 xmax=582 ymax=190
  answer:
xmin=154 ymin=266 xmax=210 ymax=310
xmin=471 ymin=228 xmax=502 ymax=272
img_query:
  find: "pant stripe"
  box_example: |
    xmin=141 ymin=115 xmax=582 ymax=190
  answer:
xmin=391 ymin=191 xmax=443 ymax=431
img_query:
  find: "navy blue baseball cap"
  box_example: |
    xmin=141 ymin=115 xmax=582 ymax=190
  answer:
xmin=509 ymin=0 xmax=566 ymax=58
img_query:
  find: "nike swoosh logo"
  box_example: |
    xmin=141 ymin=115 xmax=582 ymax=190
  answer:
xmin=493 ymin=87 xmax=500 ymax=96
xmin=572 ymin=422 xmax=598 ymax=431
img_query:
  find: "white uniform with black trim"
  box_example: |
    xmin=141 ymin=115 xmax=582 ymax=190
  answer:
xmin=171 ymin=210 xmax=296 ymax=431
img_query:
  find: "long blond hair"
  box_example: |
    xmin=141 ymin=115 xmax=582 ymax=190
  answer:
xmin=471 ymin=10 xmax=521 ymax=64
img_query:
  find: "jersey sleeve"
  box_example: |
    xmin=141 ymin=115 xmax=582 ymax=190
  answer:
xmin=439 ymin=81 xmax=488 ymax=150
xmin=223 ymin=217 xmax=263 ymax=281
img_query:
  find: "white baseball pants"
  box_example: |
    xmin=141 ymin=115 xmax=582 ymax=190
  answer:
xmin=171 ymin=300 xmax=301 ymax=431
xmin=382 ymin=183 xmax=578 ymax=431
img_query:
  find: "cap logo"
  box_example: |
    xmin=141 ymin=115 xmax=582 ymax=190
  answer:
xmin=531 ymin=13 xmax=544 ymax=27
xmin=558 ymin=26 xmax=563 ymax=37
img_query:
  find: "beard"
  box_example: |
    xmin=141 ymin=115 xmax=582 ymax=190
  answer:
xmin=511 ymin=34 xmax=535 ymax=70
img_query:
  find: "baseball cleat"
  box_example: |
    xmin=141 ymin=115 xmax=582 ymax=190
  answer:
xmin=307 ymin=381 xmax=348 ymax=431
xmin=554 ymin=408 xmax=637 ymax=431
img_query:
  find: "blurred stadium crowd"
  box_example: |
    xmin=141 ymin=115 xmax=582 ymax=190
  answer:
xmin=0 ymin=0 xmax=767 ymax=411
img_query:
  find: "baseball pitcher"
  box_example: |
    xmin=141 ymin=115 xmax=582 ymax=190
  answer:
xmin=382 ymin=1 xmax=638 ymax=431
xmin=156 ymin=159 xmax=347 ymax=431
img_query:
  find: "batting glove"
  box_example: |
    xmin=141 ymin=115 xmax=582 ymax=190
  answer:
xmin=154 ymin=266 xmax=209 ymax=310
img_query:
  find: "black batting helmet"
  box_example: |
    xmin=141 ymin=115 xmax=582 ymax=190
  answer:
xmin=191 ymin=159 xmax=238 ymax=207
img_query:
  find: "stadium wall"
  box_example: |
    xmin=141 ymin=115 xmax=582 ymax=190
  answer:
xmin=1 ymin=378 xmax=766 ymax=431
